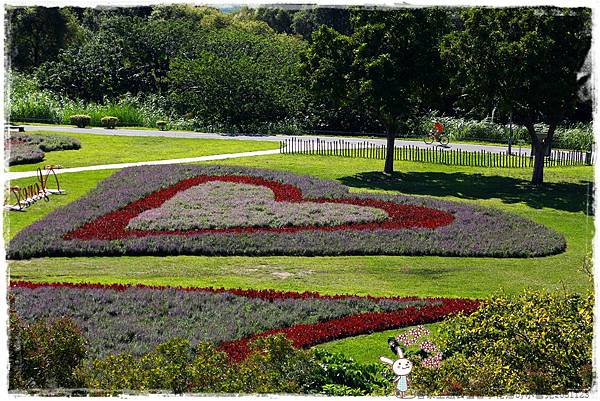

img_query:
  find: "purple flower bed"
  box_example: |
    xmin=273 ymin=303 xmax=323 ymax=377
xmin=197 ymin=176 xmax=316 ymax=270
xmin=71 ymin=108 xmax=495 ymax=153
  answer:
xmin=10 ymin=283 xmax=430 ymax=358
xmin=6 ymin=133 xmax=81 ymax=166
xmin=128 ymin=181 xmax=388 ymax=231
xmin=6 ymin=142 xmax=45 ymax=166
xmin=7 ymin=164 xmax=566 ymax=259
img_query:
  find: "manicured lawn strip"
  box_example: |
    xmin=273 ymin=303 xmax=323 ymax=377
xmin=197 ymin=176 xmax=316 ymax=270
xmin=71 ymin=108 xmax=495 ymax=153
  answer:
xmin=6 ymin=155 xmax=593 ymax=298
xmin=4 ymin=169 xmax=116 ymax=240
xmin=7 ymin=131 xmax=279 ymax=172
xmin=10 ymin=280 xmax=475 ymax=361
xmin=7 ymin=165 xmax=564 ymax=258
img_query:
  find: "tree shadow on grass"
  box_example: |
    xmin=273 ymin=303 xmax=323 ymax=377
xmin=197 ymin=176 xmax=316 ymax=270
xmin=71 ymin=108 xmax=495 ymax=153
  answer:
xmin=339 ymin=171 xmax=594 ymax=215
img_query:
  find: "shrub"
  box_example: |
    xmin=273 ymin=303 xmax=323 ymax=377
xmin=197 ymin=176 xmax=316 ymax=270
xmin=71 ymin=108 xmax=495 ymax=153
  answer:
xmin=7 ymin=72 xmax=62 ymax=124
xmin=311 ymin=349 xmax=393 ymax=395
xmin=101 ymin=116 xmax=119 ymax=129
xmin=410 ymin=290 xmax=593 ymax=396
xmin=69 ymin=114 xmax=91 ymax=128
xmin=156 ymin=120 xmax=167 ymax=130
xmin=80 ymin=333 xmax=391 ymax=395
xmin=9 ymin=296 xmax=87 ymax=390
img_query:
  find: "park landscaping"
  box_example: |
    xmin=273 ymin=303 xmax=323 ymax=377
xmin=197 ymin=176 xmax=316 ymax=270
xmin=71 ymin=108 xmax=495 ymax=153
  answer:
xmin=5 ymin=4 xmax=593 ymax=397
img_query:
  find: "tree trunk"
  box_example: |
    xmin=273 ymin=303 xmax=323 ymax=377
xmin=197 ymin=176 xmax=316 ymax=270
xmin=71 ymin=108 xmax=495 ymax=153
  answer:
xmin=531 ymin=143 xmax=546 ymax=185
xmin=384 ymin=131 xmax=395 ymax=174
xmin=527 ymin=123 xmax=556 ymax=186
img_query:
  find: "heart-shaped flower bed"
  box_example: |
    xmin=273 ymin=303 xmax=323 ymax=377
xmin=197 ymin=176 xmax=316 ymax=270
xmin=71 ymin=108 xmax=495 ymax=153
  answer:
xmin=7 ymin=165 xmax=566 ymax=258
xmin=63 ymin=174 xmax=453 ymax=241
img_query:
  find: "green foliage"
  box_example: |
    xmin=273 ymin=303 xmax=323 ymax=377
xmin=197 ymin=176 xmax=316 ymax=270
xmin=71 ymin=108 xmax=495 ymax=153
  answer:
xmin=409 ymin=113 xmax=593 ymax=151
xmin=100 ymin=116 xmax=119 ymax=129
xmin=166 ymin=29 xmax=307 ymax=133
xmin=9 ymin=296 xmax=87 ymax=389
xmin=6 ymin=6 xmax=83 ymax=71
xmin=441 ymin=7 xmax=591 ymax=183
xmin=61 ymin=94 xmax=167 ymax=127
xmin=79 ymin=334 xmax=394 ymax=395
xmin=410 ymin=290 xmax=593 ymax=395
xmin=312 ymin=349 xmax=393 ymax=395
xmin=8 ymin=72 xmax=62 ymax=123
xmin=69 ymin=114 xmax=91 ymax=128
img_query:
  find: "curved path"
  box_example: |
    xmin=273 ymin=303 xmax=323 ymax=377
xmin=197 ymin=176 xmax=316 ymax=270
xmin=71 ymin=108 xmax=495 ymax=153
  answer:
xmin=3 ymin=149 xmax=281 ymax=181
xmin=20 ymin=124 xmax=517 ymax=155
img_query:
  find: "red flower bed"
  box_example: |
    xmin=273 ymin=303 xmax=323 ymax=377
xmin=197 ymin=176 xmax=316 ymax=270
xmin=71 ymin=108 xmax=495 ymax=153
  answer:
xmin=64 ymin=175 xmax=454 ymax=241
xmin=218 ymin=298 xmax=479 ymax=362
xmin=10 ymin=280 xmax=479 ymax=362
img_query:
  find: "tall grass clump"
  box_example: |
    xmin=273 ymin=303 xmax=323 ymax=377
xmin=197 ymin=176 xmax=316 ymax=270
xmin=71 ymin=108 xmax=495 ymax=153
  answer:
xmin=61 ymin=94 xmax=168 ymax=127
xmin=8 ymin=72 xmax=62 ymax=123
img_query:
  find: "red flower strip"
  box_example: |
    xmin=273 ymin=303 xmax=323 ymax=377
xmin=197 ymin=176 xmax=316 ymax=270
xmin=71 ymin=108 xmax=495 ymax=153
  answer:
xmin=10 ymin=280 xmax=479 ymax=362
xmin=9 ymin=280 xmax=420 ymax=302
xmin=63 ymin=175 xmax=454 ymax=241
xmin=218 ymin=298 xmax=479 ymax=362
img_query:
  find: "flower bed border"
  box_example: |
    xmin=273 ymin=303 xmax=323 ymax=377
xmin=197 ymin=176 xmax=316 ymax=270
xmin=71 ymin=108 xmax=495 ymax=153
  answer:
xmin=7 ymin=165 xmax=566 ymax=259
xmin=9 ymin=280 xmax=479 ymax=362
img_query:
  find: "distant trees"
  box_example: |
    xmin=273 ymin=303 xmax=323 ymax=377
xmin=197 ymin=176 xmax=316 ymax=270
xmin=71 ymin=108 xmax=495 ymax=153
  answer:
xmin=253 ymin=6 xmax=352 ymax=39
xmin=442 ymin=7 xmax=591 ymax=184
xmin=6 ymin=7 xmax=82 ymax=71
xmin=8 ymin=5 xmax=592 ymax=169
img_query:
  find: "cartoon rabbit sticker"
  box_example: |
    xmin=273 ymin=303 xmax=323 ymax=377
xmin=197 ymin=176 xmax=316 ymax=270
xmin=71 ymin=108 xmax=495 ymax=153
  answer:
xmin=380 ymin=339 xmax=413 ymax=398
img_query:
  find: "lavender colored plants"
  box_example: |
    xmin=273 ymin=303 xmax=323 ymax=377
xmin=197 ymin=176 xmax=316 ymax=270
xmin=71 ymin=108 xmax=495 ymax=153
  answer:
xmin=10 ymin=283 xmax=430 ymax=359
xmin=128 ymin=181 xmax=388 ymax=231
xmin=7 ymin=164 xmax=566 ymax=258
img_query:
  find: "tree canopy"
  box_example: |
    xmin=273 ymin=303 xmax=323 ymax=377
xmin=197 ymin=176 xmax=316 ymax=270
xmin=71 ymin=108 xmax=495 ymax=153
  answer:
xmin=442 ymin=7 xmax=591 ymax=184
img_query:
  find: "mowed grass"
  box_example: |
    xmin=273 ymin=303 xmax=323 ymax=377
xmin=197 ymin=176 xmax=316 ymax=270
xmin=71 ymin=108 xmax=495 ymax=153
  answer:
xmin=7 ymin=131 xmax=279 ymax=172
xmin=7 ymin=154 xmax=593 ymax=300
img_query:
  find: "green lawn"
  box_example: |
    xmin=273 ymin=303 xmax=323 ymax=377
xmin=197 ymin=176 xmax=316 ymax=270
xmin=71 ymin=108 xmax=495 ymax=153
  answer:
xmin=7 ymin=131 xmax=279 ymax=172
xmin=6 ymin=153 xmax=593 ymax=359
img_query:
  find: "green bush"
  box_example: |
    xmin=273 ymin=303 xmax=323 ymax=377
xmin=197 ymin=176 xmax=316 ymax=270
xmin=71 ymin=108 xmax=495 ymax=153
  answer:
xmin=69 ymin=114 xmax=92 ymax=128
xmin=101 ymin=116 xmax=119 ymax=128
xmin=80 ymin=334 xmax=393 ymax=394
xmin=410 ymin=290 xmax=593 ymax=396
xmin=9 ymin=296 xmax=87 ymax=390
xmin=156 ymin=120 xmax=168 ymax=130
xmin=311 ymin=349 xmax=392 ymax=396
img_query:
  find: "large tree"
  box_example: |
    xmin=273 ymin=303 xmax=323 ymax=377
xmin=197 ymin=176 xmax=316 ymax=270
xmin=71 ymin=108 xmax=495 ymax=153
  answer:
xmin=442 ymin=7 xmax=591 ymax=185
xmin=304 ymin=8 xmax=449 ymax=173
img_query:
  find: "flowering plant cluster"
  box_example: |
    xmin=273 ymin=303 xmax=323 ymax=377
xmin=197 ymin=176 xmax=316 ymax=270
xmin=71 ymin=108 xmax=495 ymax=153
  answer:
xmin=6 ymin=132 xmax=81 ymax=166
xmin=8 ymin=165 xmax=565 ymax=259
xmin=10 ymin=281 xmax=478 ymax=361
xmin=397 ymin=325 xmax=442 ymax=369
xmin=127 ymin=181 xmax=388 ymax=231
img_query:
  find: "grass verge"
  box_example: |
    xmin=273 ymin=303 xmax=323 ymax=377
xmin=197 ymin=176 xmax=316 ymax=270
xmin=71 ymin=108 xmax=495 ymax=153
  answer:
xmin=7 ymin=131 xmax=279 ymax=172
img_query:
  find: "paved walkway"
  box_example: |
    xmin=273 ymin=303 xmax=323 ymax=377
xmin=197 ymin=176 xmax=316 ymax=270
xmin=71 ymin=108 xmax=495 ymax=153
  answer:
xmin=20 ymin=124 xmax=515 ymax=155
xmin=4 ymin=149 xmax=281 ymax=181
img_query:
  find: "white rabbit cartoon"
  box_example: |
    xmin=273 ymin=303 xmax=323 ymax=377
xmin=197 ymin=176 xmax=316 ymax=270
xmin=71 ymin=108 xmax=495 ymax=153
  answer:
xmin=380 ymin=341 xmax=413 ymax=398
